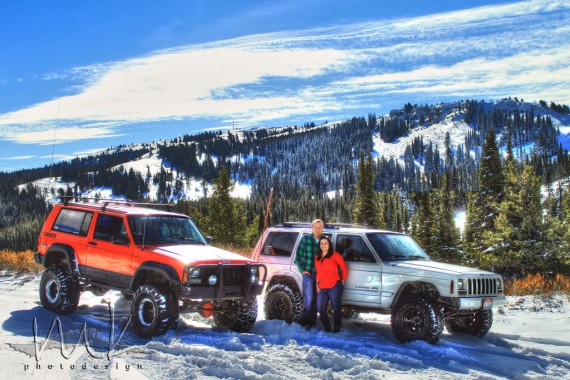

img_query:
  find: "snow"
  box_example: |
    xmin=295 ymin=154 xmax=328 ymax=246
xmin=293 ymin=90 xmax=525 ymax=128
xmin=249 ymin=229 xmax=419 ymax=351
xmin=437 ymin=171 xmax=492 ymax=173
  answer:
xmin=1 ymin=273 xmax=570 ymax=379
xmin=372 ymin=117 xmax=472 ymax=165
xmin=23 ymin=151 xmax=253 ymax=203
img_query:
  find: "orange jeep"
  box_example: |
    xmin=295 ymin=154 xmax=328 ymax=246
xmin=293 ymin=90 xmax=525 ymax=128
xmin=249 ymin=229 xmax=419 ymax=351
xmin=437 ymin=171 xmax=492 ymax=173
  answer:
xmin=35 ymin=199 xmax=266 ymax=337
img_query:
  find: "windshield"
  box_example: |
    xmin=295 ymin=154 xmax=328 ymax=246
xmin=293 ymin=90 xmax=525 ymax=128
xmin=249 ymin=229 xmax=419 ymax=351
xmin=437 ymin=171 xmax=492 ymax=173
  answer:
xmin=366 ymin=233 xmax=430 ymax=262
xmin=128 ymin=215 xmax=207 ymax=245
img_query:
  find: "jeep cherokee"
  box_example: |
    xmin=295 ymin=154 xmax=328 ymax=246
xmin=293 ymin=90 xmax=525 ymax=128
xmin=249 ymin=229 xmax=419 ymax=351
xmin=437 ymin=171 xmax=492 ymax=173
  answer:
xmin=35 ymin=199 xmax=267 ymax=338
xmin=252 ymin=222 xmax=505 ymax=344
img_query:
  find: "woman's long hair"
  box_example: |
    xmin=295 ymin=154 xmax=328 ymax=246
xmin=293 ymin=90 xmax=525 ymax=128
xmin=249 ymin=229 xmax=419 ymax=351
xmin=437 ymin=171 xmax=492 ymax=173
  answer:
xmin=318 ymin=236 xmax=334 ymax=261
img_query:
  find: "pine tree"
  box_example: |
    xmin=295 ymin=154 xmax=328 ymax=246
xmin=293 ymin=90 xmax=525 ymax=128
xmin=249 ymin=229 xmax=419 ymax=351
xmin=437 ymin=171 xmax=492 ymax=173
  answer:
xmin=465 ymin=128 xmax=504 ymax=265
xmin=206 ymin=168 xmax=247 ymax=247
xmin=483 ymin=153 xmax=544 ymax=275
xmin=353 ymin=151 xmax=380 ymax=227
xmin=431 ymin=175 xmax=461 ymax=262
xmin=413 ymin=192 xmax=434 ymax=253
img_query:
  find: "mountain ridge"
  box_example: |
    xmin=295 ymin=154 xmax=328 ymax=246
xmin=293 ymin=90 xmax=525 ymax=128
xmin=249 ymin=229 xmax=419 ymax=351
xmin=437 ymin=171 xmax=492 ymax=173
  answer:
xmin=8 ymin=97 xmax=570 ymax=204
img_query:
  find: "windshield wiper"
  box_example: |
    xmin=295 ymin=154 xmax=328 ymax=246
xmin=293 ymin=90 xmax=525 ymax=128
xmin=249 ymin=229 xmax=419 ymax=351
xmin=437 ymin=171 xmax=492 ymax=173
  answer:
xmin=385 ymin=254 xmax=426 ymax=261
xmin=406 ymin=255 xmax=427 ymax=261
xmin=179 ymin=238 xmax=205 ymax=245
xmin=384 ymin=254 xmax=409 ymax=261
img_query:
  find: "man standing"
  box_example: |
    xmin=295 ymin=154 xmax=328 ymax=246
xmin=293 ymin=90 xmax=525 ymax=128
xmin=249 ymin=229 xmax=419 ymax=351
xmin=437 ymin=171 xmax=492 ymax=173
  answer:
xmin=295 ymin=219 xmax=324 ymax=328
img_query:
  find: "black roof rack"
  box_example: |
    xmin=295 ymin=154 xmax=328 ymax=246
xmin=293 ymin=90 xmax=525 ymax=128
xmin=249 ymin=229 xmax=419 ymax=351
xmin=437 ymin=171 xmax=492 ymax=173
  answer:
xmin=60 ymin=196 xmax=174 ymax=212
xmin=281 ymin=221 xmax=366 ymax=229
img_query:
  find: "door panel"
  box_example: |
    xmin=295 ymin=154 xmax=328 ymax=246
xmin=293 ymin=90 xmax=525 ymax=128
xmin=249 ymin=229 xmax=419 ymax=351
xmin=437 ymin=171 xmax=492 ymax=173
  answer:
xmin=336 ymin=234 xmax=382 ymax=307
xmin=86 ymin=214 xmax=133 ymax=287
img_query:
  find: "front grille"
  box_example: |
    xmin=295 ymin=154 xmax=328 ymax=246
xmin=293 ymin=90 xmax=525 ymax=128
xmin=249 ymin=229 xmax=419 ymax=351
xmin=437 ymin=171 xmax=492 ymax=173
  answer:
xmin=466 ymin=278 xmax=499 ymax=296
xmin=195 ymin=265 xmax=248 ymax=286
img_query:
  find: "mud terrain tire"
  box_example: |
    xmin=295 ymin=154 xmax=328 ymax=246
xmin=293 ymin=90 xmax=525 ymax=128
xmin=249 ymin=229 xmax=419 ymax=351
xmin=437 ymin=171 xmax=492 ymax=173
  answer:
xmin=213 ymin=297 xmax=258 ymax=332
xmin=131 ymin=285 xmax=179 ymax=338
xmin=445 ymin=309 xmax=493 ymax=337
xmin=391 ymin=294 xmax=444 ymax=344
xmin=264 ymin=282 xmax=303 ymax=324
xmin=39 ymin=266 xmax=80 ymax=315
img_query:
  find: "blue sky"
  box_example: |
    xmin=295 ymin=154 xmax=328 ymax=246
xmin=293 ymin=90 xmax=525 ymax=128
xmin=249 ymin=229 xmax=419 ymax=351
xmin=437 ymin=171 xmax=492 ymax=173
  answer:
xmin=0 ymin=0 xmax=569 ymax=172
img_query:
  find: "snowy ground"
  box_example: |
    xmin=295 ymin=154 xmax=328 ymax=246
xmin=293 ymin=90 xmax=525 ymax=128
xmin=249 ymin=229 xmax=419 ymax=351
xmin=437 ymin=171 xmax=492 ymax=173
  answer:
xmin=1 ymin=273 xmax=570 ymax=379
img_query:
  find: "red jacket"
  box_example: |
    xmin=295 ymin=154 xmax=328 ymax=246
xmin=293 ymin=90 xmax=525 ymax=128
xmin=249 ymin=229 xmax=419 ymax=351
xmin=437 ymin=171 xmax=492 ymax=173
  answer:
xmin=315 ymin=251 xmax=348 ymax=289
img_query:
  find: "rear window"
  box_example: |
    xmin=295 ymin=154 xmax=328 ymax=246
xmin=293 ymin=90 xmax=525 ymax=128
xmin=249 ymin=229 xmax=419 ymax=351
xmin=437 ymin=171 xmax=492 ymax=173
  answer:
xmin=262 ymin=232 xmax=299 ymax=257
xmin=52 ymin=208 xmax=93 ymax=236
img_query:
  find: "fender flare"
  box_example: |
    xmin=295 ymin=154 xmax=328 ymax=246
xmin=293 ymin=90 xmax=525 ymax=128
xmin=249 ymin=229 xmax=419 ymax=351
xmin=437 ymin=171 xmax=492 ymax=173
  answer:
xmin=390 ymin=281 xmax=440 ymax=308
xmin=44 ymin=244 xmax=80 ymax=276
xmin=131 ymin=261 xmax=180 ymax=291
xmin=266 ymin=272 xmax=302 ymax=296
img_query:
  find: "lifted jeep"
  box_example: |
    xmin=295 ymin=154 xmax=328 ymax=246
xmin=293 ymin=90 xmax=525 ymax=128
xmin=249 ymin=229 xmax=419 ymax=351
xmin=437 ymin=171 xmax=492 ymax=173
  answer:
xmin=35 ymin=199 xmax=266 ymax=338
xmin=252 ymin=222 xmax=505 ymax=344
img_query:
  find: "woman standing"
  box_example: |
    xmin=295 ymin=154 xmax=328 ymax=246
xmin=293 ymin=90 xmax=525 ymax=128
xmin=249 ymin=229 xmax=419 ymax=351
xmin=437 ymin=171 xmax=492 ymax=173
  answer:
xmin=315 ymin=236 xmax=348 ymax=333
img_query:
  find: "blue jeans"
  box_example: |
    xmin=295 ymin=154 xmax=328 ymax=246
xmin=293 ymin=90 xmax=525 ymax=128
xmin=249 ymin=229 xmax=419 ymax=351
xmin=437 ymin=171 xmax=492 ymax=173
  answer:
xmin=301 ymin=273 xmax=317 ymax=326
xmin=317 ymin=280 xmax=343 ymax=332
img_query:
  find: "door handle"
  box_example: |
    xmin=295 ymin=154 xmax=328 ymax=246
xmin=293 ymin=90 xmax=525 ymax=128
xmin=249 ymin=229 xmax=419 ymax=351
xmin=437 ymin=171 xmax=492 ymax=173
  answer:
xmin=88 ymin=241 xmax=97 ymax=246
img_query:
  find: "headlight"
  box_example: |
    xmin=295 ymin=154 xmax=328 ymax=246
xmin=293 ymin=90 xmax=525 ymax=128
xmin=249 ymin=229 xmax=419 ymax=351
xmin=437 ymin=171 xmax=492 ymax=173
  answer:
xmin=251 ymin=267 xmax=259 ymax=283
xmin=496 ymin=278 xmax=503 ymax=292
xmin=457 ymin=279 xmax=464 ymax=290
xmin=188 ymin=268 xmax=201 ymax=284
xmin=208 ymin=275 xmax=218 ymax=286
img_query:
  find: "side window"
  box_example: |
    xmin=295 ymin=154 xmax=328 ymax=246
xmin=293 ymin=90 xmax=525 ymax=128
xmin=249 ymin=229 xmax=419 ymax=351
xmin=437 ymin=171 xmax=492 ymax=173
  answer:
xmin=262 ymin=232 xmax=299 ymax=257
xmin=336 ymin=234 xmax=377 ymax=263
xmin=94 ymin=214 xmax=128 ymax=244
xmin=53 ymin=208 xmax=93 ymax=236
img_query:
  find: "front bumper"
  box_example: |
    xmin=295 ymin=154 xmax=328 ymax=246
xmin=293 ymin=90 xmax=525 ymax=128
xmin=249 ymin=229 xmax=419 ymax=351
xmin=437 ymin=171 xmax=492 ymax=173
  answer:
xmin=458 ymin=295 xmax=506 ymax=310
xmin=180 ymin=263 xmax=267 ymax=302
xmin=180 ymin=282 xmax=265 ymax=301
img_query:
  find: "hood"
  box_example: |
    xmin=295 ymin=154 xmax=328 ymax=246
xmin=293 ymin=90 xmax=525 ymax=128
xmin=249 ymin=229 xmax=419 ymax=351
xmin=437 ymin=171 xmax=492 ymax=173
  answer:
xmin=390 ymin=260 xmax=497 ymax=276
xmin=146 ymin=244 xmax=253 ymax=265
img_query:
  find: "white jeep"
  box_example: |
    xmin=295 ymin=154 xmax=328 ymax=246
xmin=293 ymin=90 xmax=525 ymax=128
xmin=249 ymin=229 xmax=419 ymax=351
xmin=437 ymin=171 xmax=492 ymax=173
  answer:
xmin=251 ymin=222 xmax=506 ymax=344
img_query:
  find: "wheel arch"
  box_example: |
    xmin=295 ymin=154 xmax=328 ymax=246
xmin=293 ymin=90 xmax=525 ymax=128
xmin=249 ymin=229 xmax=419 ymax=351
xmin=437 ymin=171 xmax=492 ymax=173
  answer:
xmin=265 ymin=274 xmax=301 ymax=296
xmin=44 ymin=244 xmax=80 ymax=276
xmin=390 ymin=281 xmax=441 ymax=308
xmin=131 ymin=261 xmax=181 ymax=294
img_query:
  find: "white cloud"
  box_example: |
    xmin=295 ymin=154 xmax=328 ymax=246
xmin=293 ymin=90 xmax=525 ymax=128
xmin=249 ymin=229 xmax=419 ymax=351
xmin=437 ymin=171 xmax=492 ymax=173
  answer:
xmin=334 ymin=46 xmax=570 ymax=104
xmin=0 ymin=155 xmax=35 ymax=160
xmin=9 ymin=126 xmax=124 ymax=145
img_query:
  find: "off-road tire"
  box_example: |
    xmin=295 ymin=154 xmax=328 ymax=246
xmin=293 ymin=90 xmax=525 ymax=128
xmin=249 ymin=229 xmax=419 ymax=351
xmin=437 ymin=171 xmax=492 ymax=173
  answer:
xmin=264 ymin=282 xmax=303 ymax=323
xmin=131 ymin=285 xmax=179 ymax=338
xmin=391 ymin=294 xmax=444 ymax=344
xmin=213 ymin=297 xmax=258 ymax=332
xmin=39 ymin=266 xmax=80 ymax=315
xmin=445 ymin=309 xmax=493 ymax=338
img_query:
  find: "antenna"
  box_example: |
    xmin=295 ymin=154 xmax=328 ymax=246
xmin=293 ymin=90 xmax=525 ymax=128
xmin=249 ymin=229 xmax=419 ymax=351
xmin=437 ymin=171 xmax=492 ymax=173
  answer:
xmin=48 ymin=100 xmax=61 ymax=184
xmin=263 ymin=187 xmax=273 ymax=232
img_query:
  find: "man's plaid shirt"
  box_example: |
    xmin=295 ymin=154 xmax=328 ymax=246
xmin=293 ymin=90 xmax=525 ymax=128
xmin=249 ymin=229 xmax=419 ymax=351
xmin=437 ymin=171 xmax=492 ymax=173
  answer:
xmin=295 ymin=233 xmax=319 ymax=275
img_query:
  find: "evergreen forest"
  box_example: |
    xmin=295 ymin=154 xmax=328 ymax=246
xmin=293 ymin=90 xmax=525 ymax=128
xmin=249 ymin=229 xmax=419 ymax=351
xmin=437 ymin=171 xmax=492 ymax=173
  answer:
xmin=2 ymin=98 xmax=570 ymax=278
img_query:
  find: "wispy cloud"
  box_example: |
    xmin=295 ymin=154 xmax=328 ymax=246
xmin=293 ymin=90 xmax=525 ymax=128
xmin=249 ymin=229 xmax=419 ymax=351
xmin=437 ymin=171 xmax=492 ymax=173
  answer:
xmin=9 ymin=126 xmax=124 ymax=145
xmin=0 ymin=0 xmax=568 ymax=145
xmin=0 ymin=155 xmax=35 ymax=160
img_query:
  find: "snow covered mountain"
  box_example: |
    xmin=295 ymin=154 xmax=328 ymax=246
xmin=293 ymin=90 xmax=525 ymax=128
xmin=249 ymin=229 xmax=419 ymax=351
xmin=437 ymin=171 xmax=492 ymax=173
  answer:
xmin=18 ymin=98 xmax=570 ymax=202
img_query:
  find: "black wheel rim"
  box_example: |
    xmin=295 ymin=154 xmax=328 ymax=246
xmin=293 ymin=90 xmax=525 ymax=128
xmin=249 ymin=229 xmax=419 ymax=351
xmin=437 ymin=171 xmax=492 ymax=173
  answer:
xmin=45 ymin=278 xmax=60 ymax=304
xmin=402 ymin=306 xmax=428 ymax=336
xmin=138 ymin=298 xmax=156 ymax=327
xmin=269 ymin=293 xmax=292 ymax=320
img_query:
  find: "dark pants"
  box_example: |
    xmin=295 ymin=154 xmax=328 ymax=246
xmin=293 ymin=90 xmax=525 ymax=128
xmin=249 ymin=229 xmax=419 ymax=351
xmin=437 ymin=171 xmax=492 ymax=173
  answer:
xmin=317 ymin=280 xmax=343 ymax=332
xmin=301 ymin=273 xmax=317 ymax=327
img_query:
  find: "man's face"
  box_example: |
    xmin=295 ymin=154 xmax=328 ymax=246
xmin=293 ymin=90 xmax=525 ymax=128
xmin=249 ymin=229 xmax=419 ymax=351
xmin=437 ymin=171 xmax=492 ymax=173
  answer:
xmin=312 ymin=222 xmax=324 ymax=238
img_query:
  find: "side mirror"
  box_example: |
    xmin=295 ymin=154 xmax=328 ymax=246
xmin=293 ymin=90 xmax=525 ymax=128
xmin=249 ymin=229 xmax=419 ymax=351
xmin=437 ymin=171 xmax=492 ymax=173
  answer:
xmin=205 ymin=236 xmax=213 ymax=245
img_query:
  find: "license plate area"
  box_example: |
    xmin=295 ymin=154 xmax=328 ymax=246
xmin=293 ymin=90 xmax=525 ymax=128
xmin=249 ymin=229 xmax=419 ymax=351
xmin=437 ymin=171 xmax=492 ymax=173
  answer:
xmin=483 ymin=298 xmax=493 ymax=309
